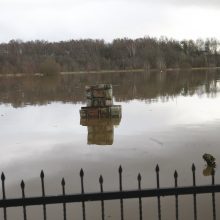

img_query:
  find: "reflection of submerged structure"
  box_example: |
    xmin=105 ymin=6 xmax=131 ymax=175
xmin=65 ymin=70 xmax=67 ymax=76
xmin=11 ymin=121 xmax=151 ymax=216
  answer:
xmin=80 ymin=84 xmax=121 ymax=119
xmin=80 ymin=118 xmax=121 ymax=145
xmin=80 ymin=84 xmax=122 ymax=145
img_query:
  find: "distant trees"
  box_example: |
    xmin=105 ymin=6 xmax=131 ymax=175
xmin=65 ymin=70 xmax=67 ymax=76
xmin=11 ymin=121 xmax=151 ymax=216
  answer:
xmin=39 ymin=57 xmax=61 ymax=75
xmin=0 ymin=37 xmax=220 ymax=74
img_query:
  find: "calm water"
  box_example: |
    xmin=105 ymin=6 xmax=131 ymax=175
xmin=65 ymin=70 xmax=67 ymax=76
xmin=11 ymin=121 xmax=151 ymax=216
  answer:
xmin=0 ymin=69 xmax=220 ymax=219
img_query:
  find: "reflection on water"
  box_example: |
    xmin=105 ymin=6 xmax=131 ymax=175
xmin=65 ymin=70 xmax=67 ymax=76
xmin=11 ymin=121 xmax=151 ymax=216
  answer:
xmin=0 ymin=69 xmax=220 ymax=107
xmin=80 ymin=118 xmax=121 ymax=145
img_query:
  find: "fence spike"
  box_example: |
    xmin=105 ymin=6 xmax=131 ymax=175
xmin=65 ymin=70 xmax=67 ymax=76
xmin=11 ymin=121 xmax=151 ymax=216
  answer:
xmin=99 ymin=175 xmax=105 ymax=220
xmin=174 ymin=170 xmax=178 ymax=179
xmin=99 ymin=175 xmax=103 ymax=184
xmin=40 ymin=170 xmax=44 ymax=179
xmin=20 ymin=180 xmax=27 ymax=220
xmin=1 ymin=172 xmax=5 ymax=181
xmin=192 ymin=163 xmax=196 ymax=172
xmin=156 ymin=164 xmax=160 ymax=172
xmin=61 ymin=178 xmax=65 ymax=186
xmin=192 ymin=163 xmax=197 ymax=220
xmin=40 ymin=170 xmax=46 ymax=220
xmin=21 ymin=180 xmax=25 ymax=189
xmin=137 ymin=173 xmax=143 ymax=220
xmin=118 ymin=165 xmax=124 ymax=220
xmin=174 ymin=170 xmax=179 ymax=220
xmin=80 ymin=168 xmax=86 ymax=220
xmin=119 ymin=165 xmax=122 ymax=173
xmin=1 ymin=171 xmax=7 ymax=220
xmin=80 ymin=169 xmax=84 ymax=177
xmin=211 ymin=168 xmax=216 ymax=220
xmin=155 ymin=164 xmax=161 ymax=220
xmin=61 ymin=177 xmax=66 ymax=220
xmin=80 ymin=169 xmax=84 ymax=193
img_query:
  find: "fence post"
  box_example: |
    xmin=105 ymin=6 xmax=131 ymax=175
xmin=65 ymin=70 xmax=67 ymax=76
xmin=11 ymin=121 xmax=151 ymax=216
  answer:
xmin=99 ymin=175 xmax=105 ymax=220
xmin=192 ymin=164 xmax=197 ymax=220
xmin=61 ymin=178 xmax=66 ymax=220
xmin=137 ymin=173 xmax=142 ymax=220
xmin=1 ymin=172 xmax=7 ymax=220
xmin=40 ymin=170 xmax=47 ymax=220
xmin=156 ymin=164 xmax=161 ymax=220
xmin=211 ymin=169 xmax=216 ymax=220
xmin=174 ymin=170 xmax=178 ymax=220
xmin=118 ymin=165 xmax=124 ymax=220
xmin=21 ymin=180 xmax=27 ymax=220
xmin=80 ymin=169 xmax=86 ymax=220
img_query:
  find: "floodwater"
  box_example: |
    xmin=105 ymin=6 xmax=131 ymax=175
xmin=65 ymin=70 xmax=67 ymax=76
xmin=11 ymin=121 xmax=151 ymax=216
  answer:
xmin=0 ymin=69 xmax=220 ymax=219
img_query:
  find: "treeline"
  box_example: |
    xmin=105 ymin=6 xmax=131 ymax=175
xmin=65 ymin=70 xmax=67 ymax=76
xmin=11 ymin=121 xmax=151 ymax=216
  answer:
xmin=0 ymin=37 xmax=220 ymax=74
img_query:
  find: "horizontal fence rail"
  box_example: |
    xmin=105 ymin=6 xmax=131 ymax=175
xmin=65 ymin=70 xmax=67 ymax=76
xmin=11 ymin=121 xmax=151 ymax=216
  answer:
xmin=0 ymin=164 xmax=218 ymax=220
xmin=0 ymin=185 xmax=220 ymax=207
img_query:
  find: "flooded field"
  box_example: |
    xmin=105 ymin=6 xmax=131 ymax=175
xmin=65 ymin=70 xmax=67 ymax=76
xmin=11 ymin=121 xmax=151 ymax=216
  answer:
xmin=0 ymin=69 xmax=220 ymax=219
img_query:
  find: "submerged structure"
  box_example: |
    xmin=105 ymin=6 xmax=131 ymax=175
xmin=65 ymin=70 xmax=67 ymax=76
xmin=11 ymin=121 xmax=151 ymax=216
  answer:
xmin=80 ymin=84 xmax=122 ymax=145
xmin=80 ymin=84 xmax=121 ymax=119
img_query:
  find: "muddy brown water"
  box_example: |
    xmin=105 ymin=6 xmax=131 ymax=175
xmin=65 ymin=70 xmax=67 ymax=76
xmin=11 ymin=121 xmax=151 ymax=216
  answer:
xmin=0 ymin=69 xmax=220 ymax=219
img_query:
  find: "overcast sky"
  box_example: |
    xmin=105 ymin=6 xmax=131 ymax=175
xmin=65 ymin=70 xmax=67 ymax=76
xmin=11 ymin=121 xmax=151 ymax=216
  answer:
xmin=0 ymin=0 xmax=220 ymax=43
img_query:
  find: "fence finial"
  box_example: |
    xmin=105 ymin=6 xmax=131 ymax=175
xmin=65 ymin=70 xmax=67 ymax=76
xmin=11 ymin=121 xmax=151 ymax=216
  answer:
xmin=119 ymin=165 xmax=122 ymax=173
xmin=40 ymin=170 xmax=44 ymax=179
xmin=1 ymin=172 xmax=5 ymax=181
xmin=99 ymin=175 xmax=103 ymax=184
xmin=21 ymin=180 xmax=25 ymax=189
xmin=192 ymin=163 xmax=196 ymax=172
xmin=80 ymin=169 xmax=84 ymax=177
xmin=156 ymin=164 xmax=159 ymax=172
xmin=174 ymin=170 xmax=178 ymax=178
xmin=61 ymin=178 xmax=65 ymax=186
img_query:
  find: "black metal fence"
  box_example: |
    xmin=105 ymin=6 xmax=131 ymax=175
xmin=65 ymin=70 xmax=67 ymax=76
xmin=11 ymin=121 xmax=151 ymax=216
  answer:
xmin=1 ymin=164 xmax=219 ymax=220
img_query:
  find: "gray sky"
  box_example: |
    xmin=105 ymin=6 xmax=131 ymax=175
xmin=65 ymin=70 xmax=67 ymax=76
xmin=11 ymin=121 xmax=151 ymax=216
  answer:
xmin=0 ymin=0 xmax=220 ymax=43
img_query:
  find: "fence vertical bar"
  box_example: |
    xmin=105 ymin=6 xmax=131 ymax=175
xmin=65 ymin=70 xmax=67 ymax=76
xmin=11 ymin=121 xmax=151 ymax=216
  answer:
xmin=21 ymin=180 xmax=27 ymax=220
xmin=61 ymin=178 xmax=66 ymax=220
xmin=40 ymin=170 xmax=47 ymax=220
xmin=80 ymin=169 xmax=86 ymax=220
xmin=211 ymin=170 xmax=216 ymax=220
xmin=174 ymin=170 xmax=178 ymax=220
xmin=99 ymin=175 xmax=105 ymax=220
xmin=156 ymin=165 xmax=161 ymax=220
xmin=1 ymin=172 xmax=7 ymax=220
xmin=137 ymin=173 xmax=142 ymax=220
xmin=119 ymin=165 xmax=124 ymax=220
xmin=192 ymin=164 xmax=197 ymax=220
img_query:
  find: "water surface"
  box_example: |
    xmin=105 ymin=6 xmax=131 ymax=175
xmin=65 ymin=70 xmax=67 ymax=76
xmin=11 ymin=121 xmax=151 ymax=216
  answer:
xmin=0 ymin=69 xmax=220 ymax=219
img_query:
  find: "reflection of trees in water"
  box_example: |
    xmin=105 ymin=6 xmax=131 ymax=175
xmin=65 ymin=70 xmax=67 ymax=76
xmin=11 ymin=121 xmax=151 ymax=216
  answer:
xmin=0 ymin=70 xmax=220 ymax=107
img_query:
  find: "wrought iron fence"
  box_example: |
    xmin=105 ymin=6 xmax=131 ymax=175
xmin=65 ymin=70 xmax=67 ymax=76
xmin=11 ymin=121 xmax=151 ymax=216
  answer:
xmin=0 ymin=164 xmax=219 ymax=220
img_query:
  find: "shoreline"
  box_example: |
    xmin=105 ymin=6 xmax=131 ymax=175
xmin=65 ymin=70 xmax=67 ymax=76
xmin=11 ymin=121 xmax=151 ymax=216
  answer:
xmin=61 ymin=66 xmax=220 ymax=75
xmin=1 ymin=66 xmax=220 ymax=77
